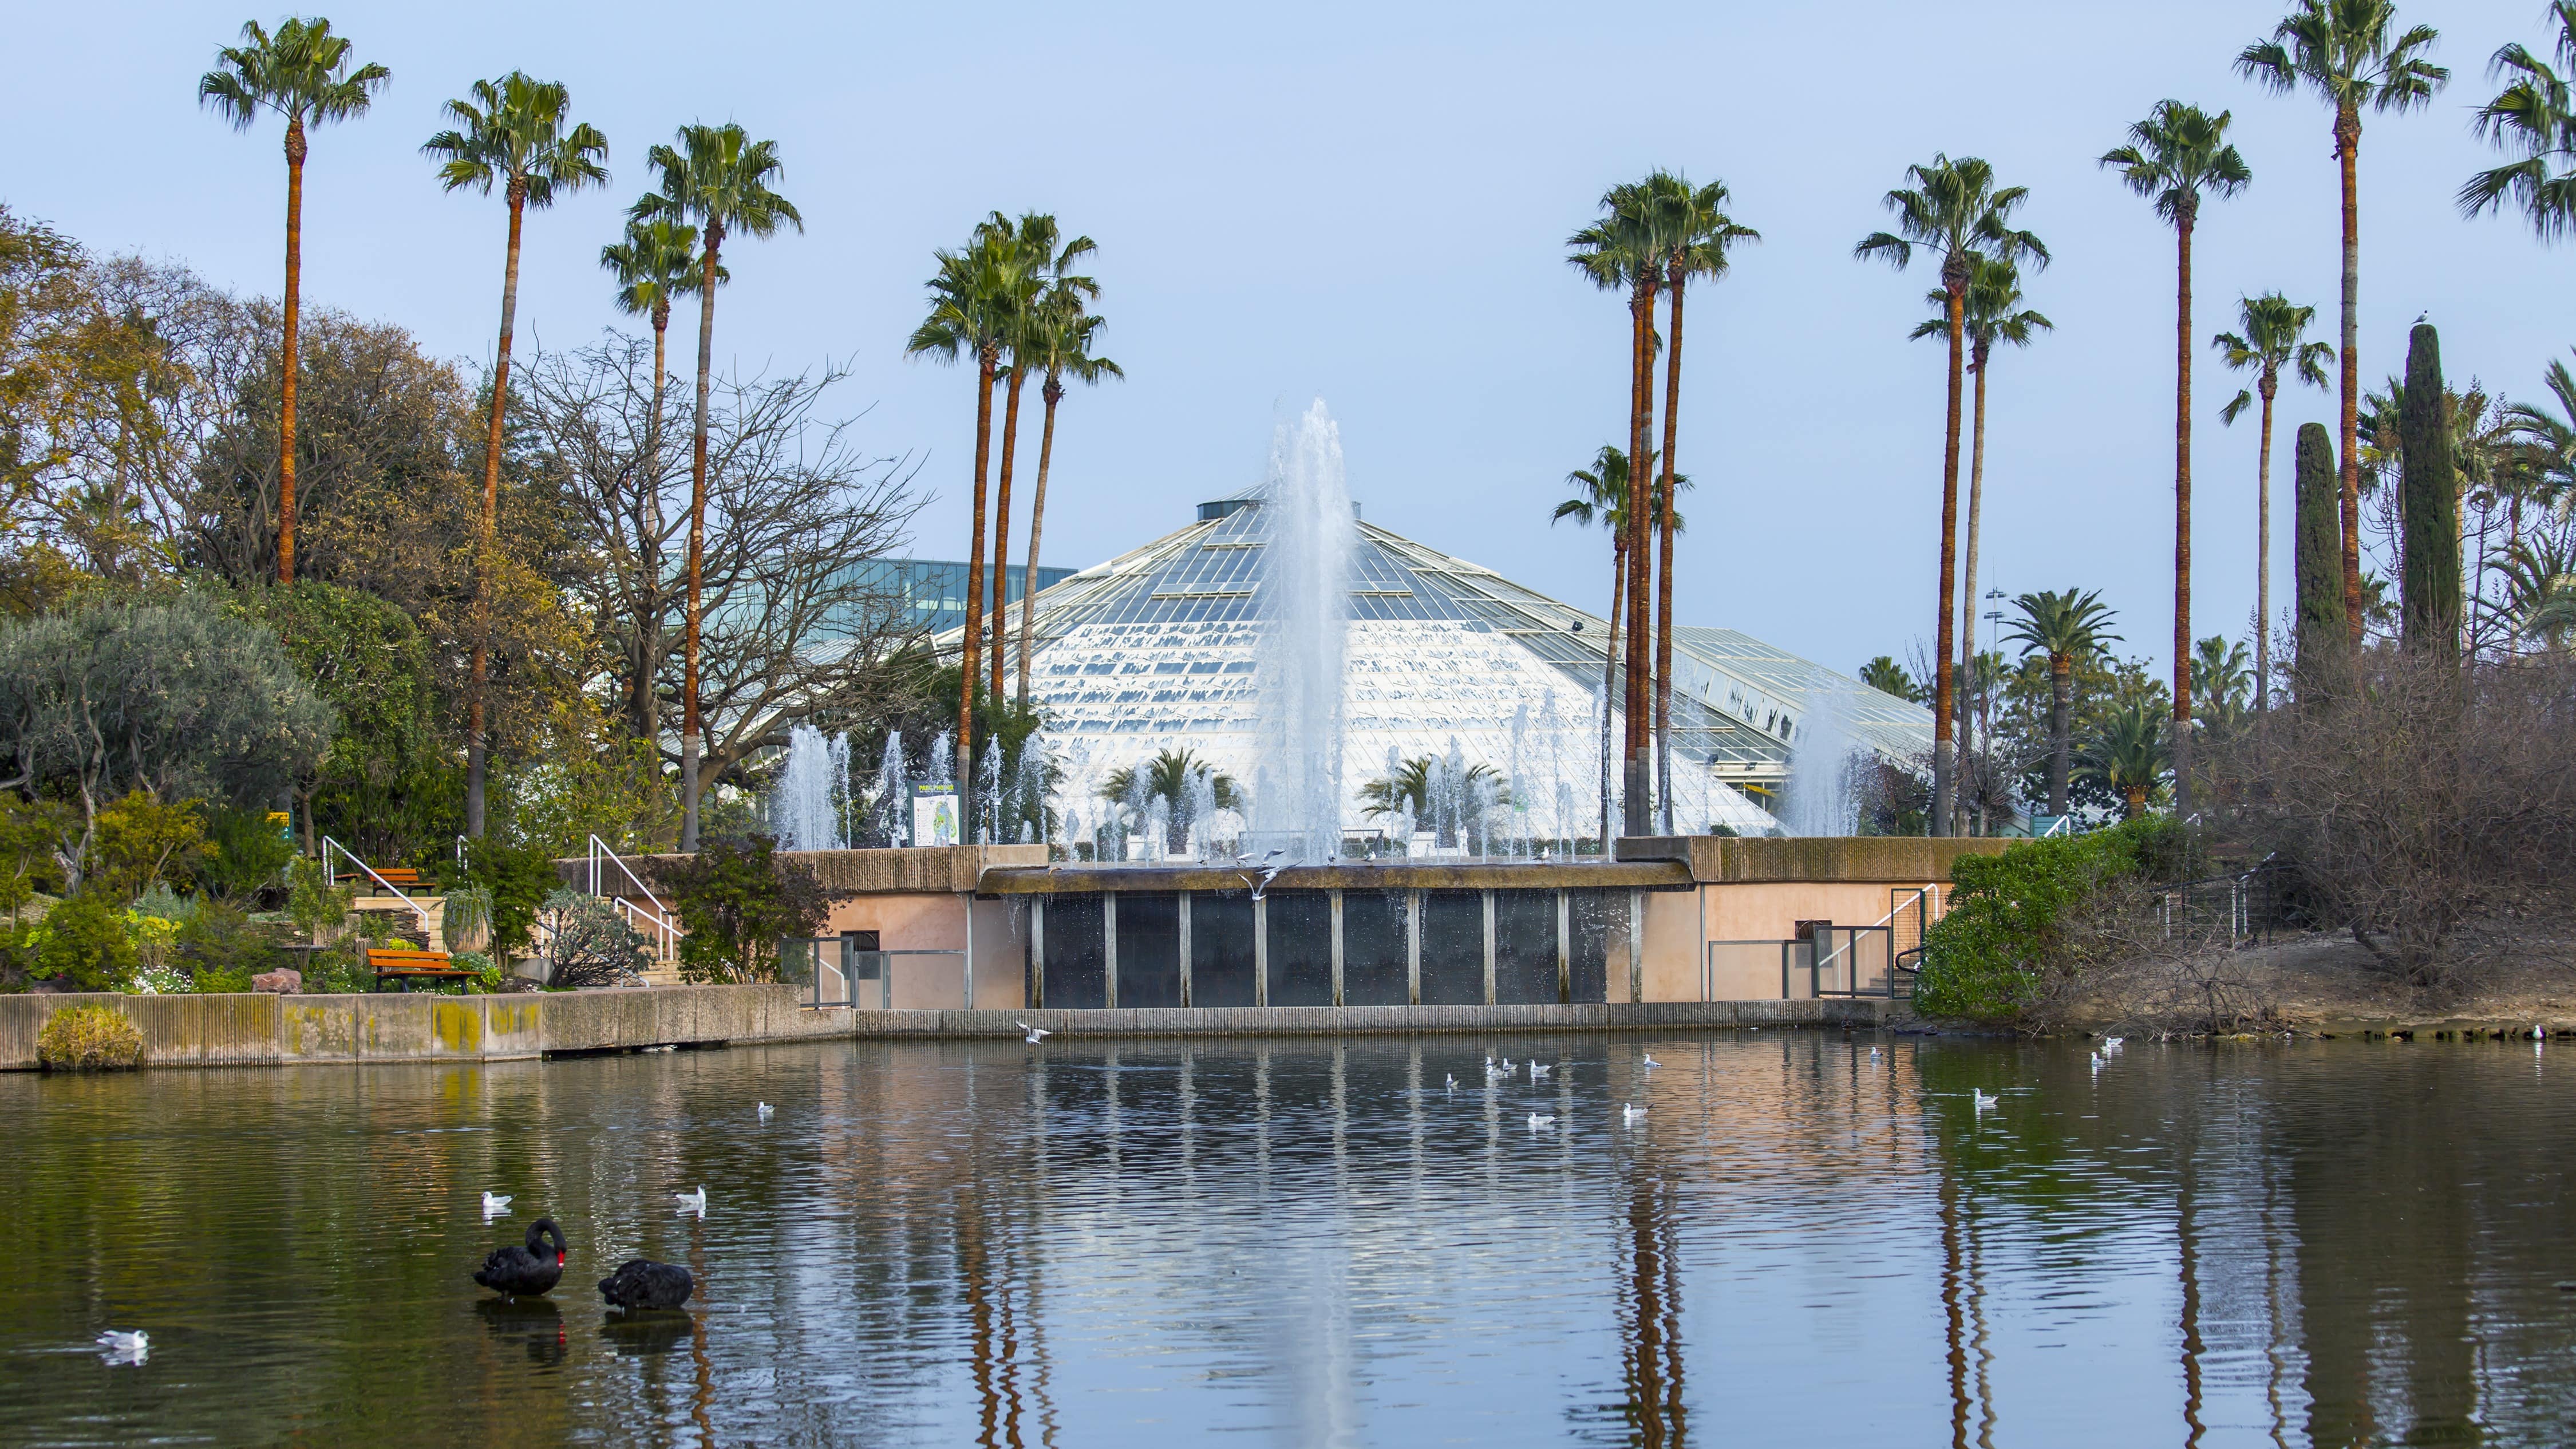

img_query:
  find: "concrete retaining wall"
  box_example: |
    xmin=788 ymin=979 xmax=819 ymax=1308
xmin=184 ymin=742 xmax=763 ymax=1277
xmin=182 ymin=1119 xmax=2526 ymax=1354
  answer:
xmin=2 ymin=989 xmax=1892 ymax=1069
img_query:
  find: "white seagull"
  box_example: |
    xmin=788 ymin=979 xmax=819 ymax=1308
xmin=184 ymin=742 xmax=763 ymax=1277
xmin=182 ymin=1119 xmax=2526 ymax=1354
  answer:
xmin=1238 ymin=850 xmax=1289 ymax=902
xmin=95 ymin=1330 xmax=148 ymax=1365
xmin=1530 ymin=1062 xmax=1552 ymax=1080
xmin=1527 ymin=1113 xmax=1556 ymax=1131
xmin=675 ymin=1185 xmax=708 ymax=1214
xmin=1502 ymin=1058 xmax=1514 ymax=1073
xmin=1622 ymin=1103 xmax=1647 ymax=1125
xmin=2101 ymin=1036 xmax=2125 ymax=1051
xmin=1445 ymin=1073 xmax=1456 ymax=1091
xmin=757 ymin=1101 xmax=774 ymax=1120
xmin=1018 ymin=1022 xmax=1053 ymax=1044
xmin=1972 ymin=1089 xmax=1999 ymax=1111
xmin=481 ymin=1191 xmax=512 ymax=1216
xmin=2091 ymin=1051 xmax=2105 ymax=1077
xmin=1870 ymin=1046 xmax=1883 ymax=1061
xmin=1641 ymin=1054 xmax=1663 ymax=1070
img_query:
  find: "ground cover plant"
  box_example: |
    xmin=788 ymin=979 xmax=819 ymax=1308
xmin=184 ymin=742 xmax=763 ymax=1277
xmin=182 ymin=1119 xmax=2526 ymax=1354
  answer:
xmin=36 ymin=1003 xmax=144 ymax=1069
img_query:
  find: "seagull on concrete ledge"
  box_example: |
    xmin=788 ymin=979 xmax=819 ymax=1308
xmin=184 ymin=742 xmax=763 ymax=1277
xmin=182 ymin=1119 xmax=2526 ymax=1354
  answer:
xmin=674 ymin=1185 xmax=707 ymax=1215
xmin=481 ymin=1191 xmax=512 ymax=1217
xmin=1018 ymin=1022 xmax=1053 ymax=1044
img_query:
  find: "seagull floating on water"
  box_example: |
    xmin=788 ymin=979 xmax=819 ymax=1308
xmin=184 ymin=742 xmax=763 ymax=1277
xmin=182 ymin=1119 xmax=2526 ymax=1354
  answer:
xmin=674 ymin=1185 xmax=707 ymax=1215
xmin=756 ymin=1102 xmax=773 ymax=1121
xmin=1622 ymin=1103 xmax=1646 ymax=1125
xmin=481 ymin=1191 xmax=512 ymax=1217
xmin=1018 ymin=1021 xmax=1053 ymax=1044
xmin=1641 ymin=1054 xmax=1663 ymax=1070
xmin=1870 ymin=1046 xmax=1883 ymax=1060
xmin=1530 ymin=1062 xmax=1552 ymax=1080
xmin=1444 ymin=1073 xmax=1456 ymax=1091
xmin=95 ymin=1330 xmax=148 ymax=1365
xmin=2101 ymin=1036 xmax=2125 ymax=1051
xmin=1527 ymin=1113 xmax=1556 ymax=1131
xmin=1972 ymin=1089 xmax=1999 ymax=1111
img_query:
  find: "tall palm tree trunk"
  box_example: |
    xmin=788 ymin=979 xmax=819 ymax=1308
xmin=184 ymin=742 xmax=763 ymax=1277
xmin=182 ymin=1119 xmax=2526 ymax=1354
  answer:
xmin=1957 ymin=343 xmax=1991 ymax=836
xmin=1930 ymin=270 xmax=1967 ymax=838
xmin=679 ymin=232 xmax=722 ymax=851
xmin=2255 ymin=374 xmax=2276 ymax=739
xmin=989 ymin=367 xmax=1027 ymax=706
xmin=957 ymin=346 xmax=998 ymax=835
xmin=636 ymin=305 xmax=669 ymax=744
xmin=465 ymin=184 xmax=527 ymax=840
xmin=2172 ymin=212 xmax=2196 ymax=815
xmin=1623 ymin=279 xmax=1658 ymax=835
xmin=2048 ymin=656 xmax=2072 ymax=815
xmin=1601 ymin=542 xmax=1626 ymax=847
xmin=1654 ymin=275 xmax=1686 ymax=835
xmin=1016 ymin=376 xmax=1064 ymax=709
xmin=2335 ymin=109 xmax=2364 ymax=643
xmin=278 ymin=119 xmax=306 ymax=585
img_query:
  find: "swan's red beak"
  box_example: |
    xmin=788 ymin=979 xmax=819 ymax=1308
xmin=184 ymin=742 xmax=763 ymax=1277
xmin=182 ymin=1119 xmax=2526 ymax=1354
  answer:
xmin=556 ymin=1253 xmax=566 ymax=1265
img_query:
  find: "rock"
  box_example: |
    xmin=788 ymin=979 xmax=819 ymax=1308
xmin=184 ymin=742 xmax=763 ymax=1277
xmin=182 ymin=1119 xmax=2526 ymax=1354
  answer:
xmin=495 ymin=976 xmax=543 ymax=993
xmin=251 ymin=968 xmax=302 ymax=994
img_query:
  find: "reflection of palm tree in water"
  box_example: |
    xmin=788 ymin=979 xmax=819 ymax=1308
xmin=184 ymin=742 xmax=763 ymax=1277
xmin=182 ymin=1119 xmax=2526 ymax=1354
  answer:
xmin=1938 ymin=1173 xmax=1997 ymax=1449
xmin=1617 ymin=1158 xmax=1686 ymax=1444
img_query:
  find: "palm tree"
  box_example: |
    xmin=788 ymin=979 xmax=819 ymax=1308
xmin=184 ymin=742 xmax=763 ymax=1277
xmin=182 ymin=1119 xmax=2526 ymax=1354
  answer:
xmin=197 ymin=18 xmax=390 ymax=585
xmin=423 ymin=73 xmax=610 ymax=839
xmin=632 ymin=125 xmax=801 ymax=850
xmin=987 ymin=214 xmax=1096 ymax=705
xmin=1646 ymin=172 xmax=1757 ymax=834
xmin=2079 ymin=701 xmax=2171 ymax=819
xmin=2191 ymin=635 xmax=2255 ymax=740
xmin=2504 ymin=353 xmax=2576 ymax=542
xmin=2002 ymin=589 xmax=2121 ymax=818
xmin=599 ymin=215 xmax=716 ymax=743
xmin=1358 ymin=757 xmax=1508 ymax=848
xmin=2460 ymin=2 xmax=2576 ymax=240
xmin=2497 ymin=537 xmax=2576 ymax=646
xmin=1855 ymin=155 xmax=2048 ymax=836
xmin=1859 ymin=656 xmax=1925 ymax=703
xmin=1013 ymin=295 xmax=1121 ymax=709
xmin=1909 ymin=252 xmax=2050 ymax=822
xmin=1568 ymin=182 xmax=1673 ymax=834
xmin=2239 ymin=1 xmax=2448 ymax=644
xmin=1099 ymin=748 xmax=1240 ymax=853
xmin=2102 ymin=101 xmax=2251 ymax=818
xmin=2213 ymin=293 xmax=2334 ymax=721
xmin=907 ymin=227 xmax=1028 ymax=831
xmin=1554 ymin=446 xmax=1685 ymax=846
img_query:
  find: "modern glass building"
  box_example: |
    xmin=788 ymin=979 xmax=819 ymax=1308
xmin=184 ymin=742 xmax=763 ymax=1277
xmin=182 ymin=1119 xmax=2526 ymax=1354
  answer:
xmin=945 ymin=493 xmax=1932 ymax=841
xmin=835 ymin=558 xmax=1077 ymax=638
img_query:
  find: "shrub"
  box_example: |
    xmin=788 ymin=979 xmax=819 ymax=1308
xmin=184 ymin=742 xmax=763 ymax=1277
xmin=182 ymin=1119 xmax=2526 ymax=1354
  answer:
xmin=178 ymin=901 xmax=285 ymax=990
xmin=449 ymin=950 xmax=504 ymax=993
xmin=539 ymin=889 xmax=647 ymax=988
xmin=1913 ymin=818 xmax=2184 ymax=1026
xmin=440 ymin=883 xmax=494 ymax=952
xmin=665 ymin=835 xmax=844 ymax=985
xmin=37 ymin=1003 xmax=144 ymax=1070
xmin=34 ymin=891 xmax=139 ymax=991
xmin=284 ymin=856 xmax=356 ymax=944
xmin=201 ymin=806 xmax=294 ymax=902
xmin=88 ymin=791 xmax=213 ymax=900
xmin=453 ymin=839 xmax=560 ymax=957
xmin=301 ymin=939 xmax=372 ymax=995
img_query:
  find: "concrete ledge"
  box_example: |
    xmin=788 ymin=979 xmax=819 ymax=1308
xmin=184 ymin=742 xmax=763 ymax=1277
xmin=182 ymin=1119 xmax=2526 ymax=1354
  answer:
xmin=1616 ymin=835 xmax=2010 ymax=883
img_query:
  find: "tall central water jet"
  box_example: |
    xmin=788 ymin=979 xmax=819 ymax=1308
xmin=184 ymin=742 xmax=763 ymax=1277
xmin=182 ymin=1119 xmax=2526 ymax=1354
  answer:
xmin=1249 ymin=401 xmax=1355 ymax=860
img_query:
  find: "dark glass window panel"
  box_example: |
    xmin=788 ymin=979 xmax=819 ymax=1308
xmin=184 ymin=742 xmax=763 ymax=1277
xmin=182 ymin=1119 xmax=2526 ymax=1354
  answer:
xmin=1494 ymin=891 xmax=1561 ymax=1005
xmin=1042 ymin=895 xmax=1106 ymax=1009
xmin=1191 ymin=893 xmax=1258 ymax=1006
xmin=1568 ymin=890 xmax=1614 ymax=1004
xmin=1265 ymin=891 xmax=1333 ymax=1007
xmin=1115 ymin=893 xmax=1181 ymax=1009
xmin=1341 ymin=891 xmax=1409 ymax=1006
xmin=1420 ymin=891 xmax=1485 ymax=1005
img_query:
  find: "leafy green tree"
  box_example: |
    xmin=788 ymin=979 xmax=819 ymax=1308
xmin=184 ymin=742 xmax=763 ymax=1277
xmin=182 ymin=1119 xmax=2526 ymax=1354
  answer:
xmin=2103 ymin=101 xmax=2251 ymax=815
xmin=88 ymin=791 xmax=212 ymax=901
xmin=0 ymin=595 xmax=333 ymax=889
xmin=200 ymin=805 xmax=293 ymax=901
xmin=2214 ymin=294 xmax=2334 ymax=716
xmin=35 ymin=889 xmax=139 ymax=989
xmin=2460 ymin=2 xmax=2576 ymax=239
xmin=2291 ymin=421 xmax=2350 ymax=684
xmin=2002 ymin=589 xmax=2120 ymax=816
xmin=1012 ymin=281 xmax=1120 ymax=708
xmin=1856 ymin=155 xmax=2049 ymax=835
xmin=423 ymin=72 xmax=610 ymax=839
xmin=633 ymin=124 xmax=801 ymax=851
xmin=597 ymin=215 xmax=713 ymax=740
xmin=2239 ymin=1 xmax=2448 ymax=643
xmin=197 ymin=17 xmax=391 ymax=583
xmin=665 ymin=833 xmax=841 ymax=984
xmin=2396 ymin=323 xmax=2463 ymax=654
xmin=1645 ymin=172 xmax=1757 ymax=832
xmin=452 ymin=836 xmax=558 ymax=957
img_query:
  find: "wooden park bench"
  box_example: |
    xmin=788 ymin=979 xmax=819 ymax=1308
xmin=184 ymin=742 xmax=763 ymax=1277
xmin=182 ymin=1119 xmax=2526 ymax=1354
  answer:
xmin=368 ymin=946 xmax=476 ymax=992
xmin=340 ymin=866 xmax=428 ymax=893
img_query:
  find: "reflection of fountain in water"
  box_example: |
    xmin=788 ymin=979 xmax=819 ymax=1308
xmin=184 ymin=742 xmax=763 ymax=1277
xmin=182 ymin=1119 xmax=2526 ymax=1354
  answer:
xmin=1246 ymin=401 xmax=1354 ymax=862
xmin=1780 ymin=688 xmax=1866 ymax=837
xmin=771 ymin=724 xmax=851 ymax=851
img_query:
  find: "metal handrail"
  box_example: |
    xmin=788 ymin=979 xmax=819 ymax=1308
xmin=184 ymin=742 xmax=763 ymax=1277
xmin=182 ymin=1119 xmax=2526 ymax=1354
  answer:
xmin=587 ymin=835 xmax=678 ymax=956
xmin=319 ymin=835 xmax=431 ymax=936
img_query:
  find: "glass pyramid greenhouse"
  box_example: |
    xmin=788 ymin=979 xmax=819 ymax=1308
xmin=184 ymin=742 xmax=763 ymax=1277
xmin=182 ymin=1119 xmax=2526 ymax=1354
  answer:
xmin=953 ymin=492 xmax=1934 ymax=844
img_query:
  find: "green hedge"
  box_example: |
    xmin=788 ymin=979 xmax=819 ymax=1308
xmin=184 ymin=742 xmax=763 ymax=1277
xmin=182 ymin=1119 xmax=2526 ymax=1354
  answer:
xmin=1913 ymin=818 xmax=2190 ymax=1025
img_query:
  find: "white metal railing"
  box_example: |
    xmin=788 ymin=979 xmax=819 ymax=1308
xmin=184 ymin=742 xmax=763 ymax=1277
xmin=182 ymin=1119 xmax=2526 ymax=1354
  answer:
xmin=319 ymin=835 xmax=432 ymax=937
xmin=588 ymin=835 xmax=679 ymax=960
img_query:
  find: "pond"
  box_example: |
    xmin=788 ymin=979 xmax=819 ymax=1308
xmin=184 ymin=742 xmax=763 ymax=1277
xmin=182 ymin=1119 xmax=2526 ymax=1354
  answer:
xmin=3 ymin=1032 xmax=2571 ymax=1446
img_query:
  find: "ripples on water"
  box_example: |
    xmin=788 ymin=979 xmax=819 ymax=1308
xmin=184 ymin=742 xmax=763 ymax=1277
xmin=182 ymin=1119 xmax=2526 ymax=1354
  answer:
xmin=4 ymin=1035 xmax=2574 ymax=1447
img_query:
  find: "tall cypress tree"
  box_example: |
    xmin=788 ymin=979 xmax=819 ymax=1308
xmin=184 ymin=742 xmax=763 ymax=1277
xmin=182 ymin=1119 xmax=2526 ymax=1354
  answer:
xmin=2293 ymin=421 xmax=2348 ymax=684
xmin=2398 ymin=322 xmax=2461 ymax=656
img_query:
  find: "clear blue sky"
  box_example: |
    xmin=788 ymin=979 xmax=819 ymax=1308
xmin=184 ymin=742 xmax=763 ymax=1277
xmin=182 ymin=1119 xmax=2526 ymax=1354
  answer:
xmin=11 ymin=1 xmax=2567 ymax=682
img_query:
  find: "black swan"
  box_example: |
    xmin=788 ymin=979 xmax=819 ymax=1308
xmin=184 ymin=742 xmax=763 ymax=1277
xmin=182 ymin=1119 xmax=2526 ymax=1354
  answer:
xmin=474 ymin=1217 xmax=568 ymax=1297
xmin=598 ymin=1258 xmax=694 ymax=1310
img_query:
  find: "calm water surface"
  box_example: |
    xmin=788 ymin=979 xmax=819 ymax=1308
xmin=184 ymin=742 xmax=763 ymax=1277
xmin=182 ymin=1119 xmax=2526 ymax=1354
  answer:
xmin=4 ymin=1032 xmax=2574 ymax=1447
